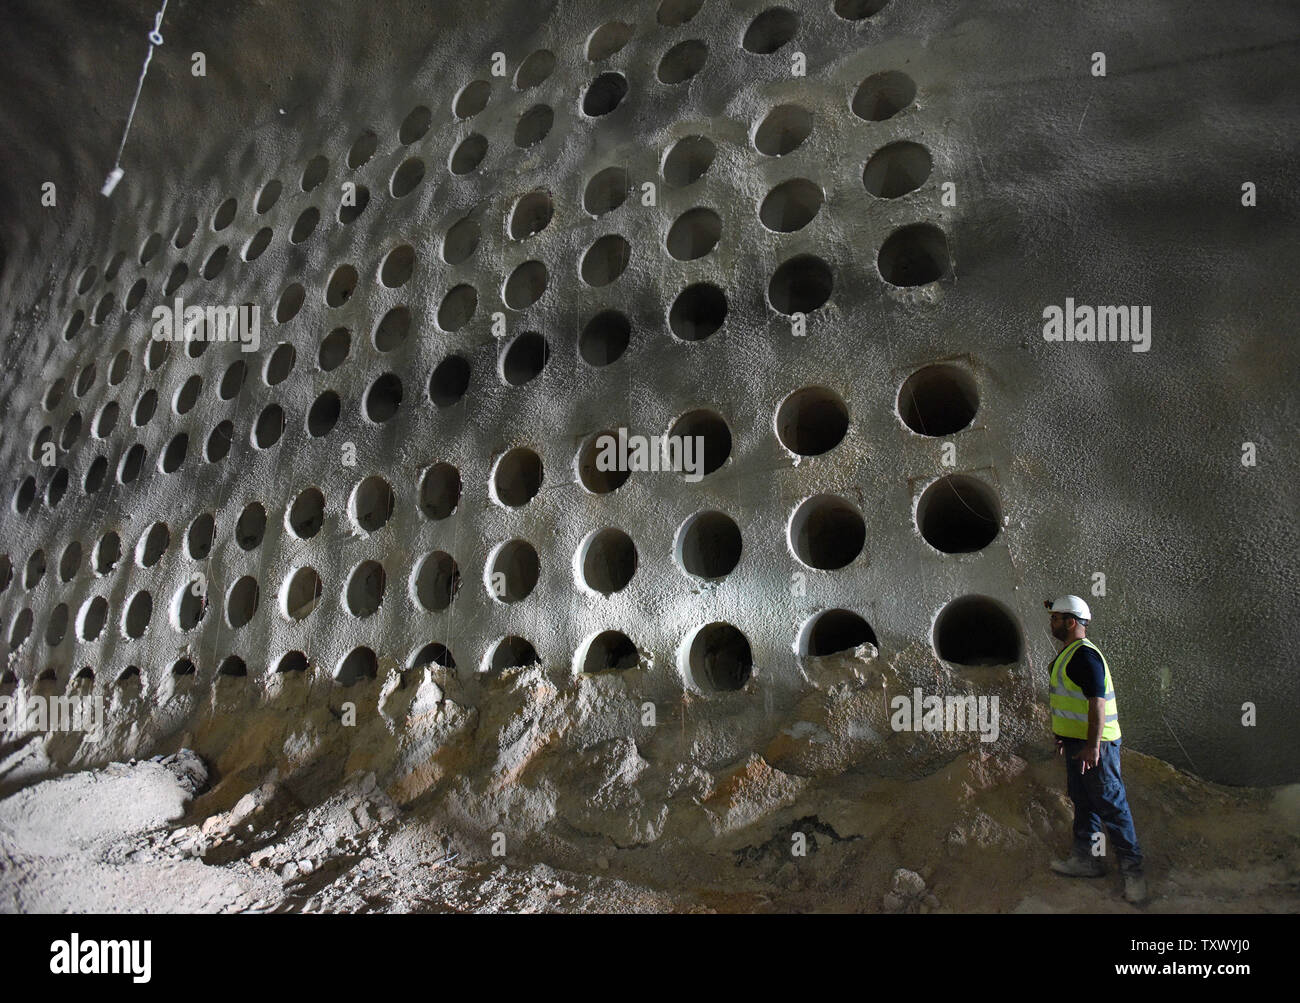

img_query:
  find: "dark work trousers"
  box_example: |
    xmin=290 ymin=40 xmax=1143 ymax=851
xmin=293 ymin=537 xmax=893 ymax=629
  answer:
xmin=1061 ymin=737 xmax=1144 ymax=874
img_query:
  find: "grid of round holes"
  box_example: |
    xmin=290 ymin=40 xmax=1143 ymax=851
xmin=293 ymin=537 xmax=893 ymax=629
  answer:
xmin=5 ymin=4 xmax=978 ymax=696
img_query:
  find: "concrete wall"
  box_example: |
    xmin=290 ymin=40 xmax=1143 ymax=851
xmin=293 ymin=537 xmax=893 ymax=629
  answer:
xmin=0 ymin=0 xmax=1294 ymax=785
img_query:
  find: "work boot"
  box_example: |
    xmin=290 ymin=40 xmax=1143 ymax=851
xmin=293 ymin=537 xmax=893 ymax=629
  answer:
xmin=1123 ymin=872 xmax=1147 ymax=904
xmin=1050 ymin=855 xmax=1107 ymax=877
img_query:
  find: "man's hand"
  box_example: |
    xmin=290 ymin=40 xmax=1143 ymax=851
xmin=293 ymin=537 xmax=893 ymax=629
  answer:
xmin=1055 ymin=737 xmax=1064 ymax=757
xmin=1073 ymin=742 xmax=1101 ymax=774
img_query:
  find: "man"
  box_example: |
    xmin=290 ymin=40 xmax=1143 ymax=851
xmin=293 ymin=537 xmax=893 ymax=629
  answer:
xmin=1044 ymin=595 xmax=1146 ymax=904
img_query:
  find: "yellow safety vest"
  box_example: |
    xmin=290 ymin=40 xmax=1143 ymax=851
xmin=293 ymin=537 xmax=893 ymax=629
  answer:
xmin=1049 ymin=638 xmax=1121 ymax=741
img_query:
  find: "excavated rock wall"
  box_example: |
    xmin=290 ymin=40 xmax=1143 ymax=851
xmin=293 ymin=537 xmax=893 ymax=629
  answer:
xmin=0 ymin=0 xmax=1295 ymax=792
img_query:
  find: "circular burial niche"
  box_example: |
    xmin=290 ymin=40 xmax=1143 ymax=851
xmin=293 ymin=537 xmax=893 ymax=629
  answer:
xmin=348 ymin=475 xmax=394 ymax=534
xmin=662 ymin=136 xmax=715 ymax=188
xmin=94 ymin=532 xmax=121 ymax=575
xmin=581 ymin=234 xmax=631 ymax=286
xmin=681 ymin=622 xmax=753 ymax=693
xmin=348 ymin=129 xmax=378 ymax=169
xmin=484 ymin=540 xmax=539 ymax=604
xmin=775 ymin=385 xmax=849 ymax=456
xmin=587 ymin=21 xmax=632 ymax=60
xmin=419 ymin=463 xmax=461 ymax=519
xmin=233 ymin=506 xmax=266 ymax=553
xmin=863 ymin=141 xmax=932 ymax=198
xmin=675 ymin=510 xmax=742 ymax=579
xmin=760 ymin=178 xmax=823 ymax=232
xmin=123 ymin=590 xmax=153 ymax=638
xmin=503 ymin=260 xmax=547 ymax=309
xmin=795 ymin=609 xmax=878 ymax=656
xmin=450 ymin=134 xmax=488 ymax=175
xmin=577 ymin=528 xmax=637 ymax=596
xmin=319 ymin=328 xmax=350 ymax=371
xmin=288 ymin=487 xmax=325 ymax=539
xmin=669 ymin=282 xmax=726 ymax=342
xmin=339 ymin=186 xmax=370 ymax=224
xmin=851 ymin=70 xmax=916 ymax=121
xmin=307 ymin=390 xmax=341 ymax=437
xmin=281 ymin=566 xmax=322 ymax=621
xmin=335 ymin=647 xmax=378 ymax=686
xmin=836 ymin=0 xmax=889 ymax=17
xmin=345 ymin=560 xmax=386 ymax=618
xmin=916 ymin=474 xmax=1002 ymax=553
xmin=171 ymin=580 xmax=206 ymax=633
xmin=509 ymin=190 xmax=553 ymax=239
xmin=25 ymin=549 xmax=47 ymax=588
xmin=492 ymin=447 xmax=543 ymax=507
xmin=788 ymin=494 xmax=865 ymax=570
xmin=378 ymin=304 xmax=414 ymax=347
xmin=666 ymin=207 xmax=721 ymax=261
xmin=514 ymin=104 xmax=553 ymax=147
xmin=515 ymin=48 xmax=556 ymax=90
xmin=412 ymin=551 xmax=461 ymax=612
xmin=576 ymin=630 xmax=639 ymax=674
xmin=136 ymin=522 xmax=169 ymax=567
xmin=500 ymin=331 xmax=549 ymax=386
xmin=399 ymin=104 xmax=432 ymax=144
xmin=754 ymin=103 xmax=812 ymax=156
xmin=364 ymin=373 xmax=403 ymax=423
xmin=226 ymin=576 xmax=260 ymax=629
xmin=933 ymin=595 xmax=1022 ymax=666
xmin=742 ymin=7 xmax=799 ymax=53
xmin=657 ymin=39 xmax=708 ymax=85
xmin=186 ymin=513 xmax=215 ymax=559
xmin=667 ymin=408 xmax=730 ymax=477
xmin=256 ymin=178 xmax=282 ymax=213
xmin=276 ymin=650 xmax=309 ymax=674
xmin=380 ymin=245 xmax=415 ymax=288
xmin=579 ymin=310 xmax=630 ymax=366
xmin=326 ymin=264 xmax=358 ymax=307
xmin=584 ymin=166 xmax=629 ymax=215
xmin=658 ymin=0 xmax=704 ymax=26
xmin=58 ymin=541 xmax=81 ymax=582
xmin=583 ymin=72 xmax=628 ymax=117
xmin=266 ymin=342 xmax=299 ymax=387
xmin=897 ymin=363 xmax=978 ymax=436
xmin=485 ymin=635 xmax=540 ymax=673
xmin=877 ymin=223 xmax=951 ymax=287
xmin=160 ymin=433 xmax=188 ymax=473
xmin=390 ymin=158 xmax=425 ymax=198
xmin=454 ymin=80 xmax=491 ymax=119
xmin=576 ymin=430 xmax=630 ymax=495
xmin=429 ymin=355 xmax=470 ymax=407
xmin=768 ymin=254 xmax=833 ymax=314
xmin=410 ymin=643 xmax=456 ymax=670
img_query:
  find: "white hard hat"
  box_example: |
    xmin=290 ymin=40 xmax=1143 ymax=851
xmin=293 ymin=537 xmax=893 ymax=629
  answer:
xmin=1043 ymin=595 xmax=1092 ymax=621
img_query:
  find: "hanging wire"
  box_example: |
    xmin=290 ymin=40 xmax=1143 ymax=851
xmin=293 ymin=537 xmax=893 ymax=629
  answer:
xmin=103 ymin=0 xmax=170 ymax=195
